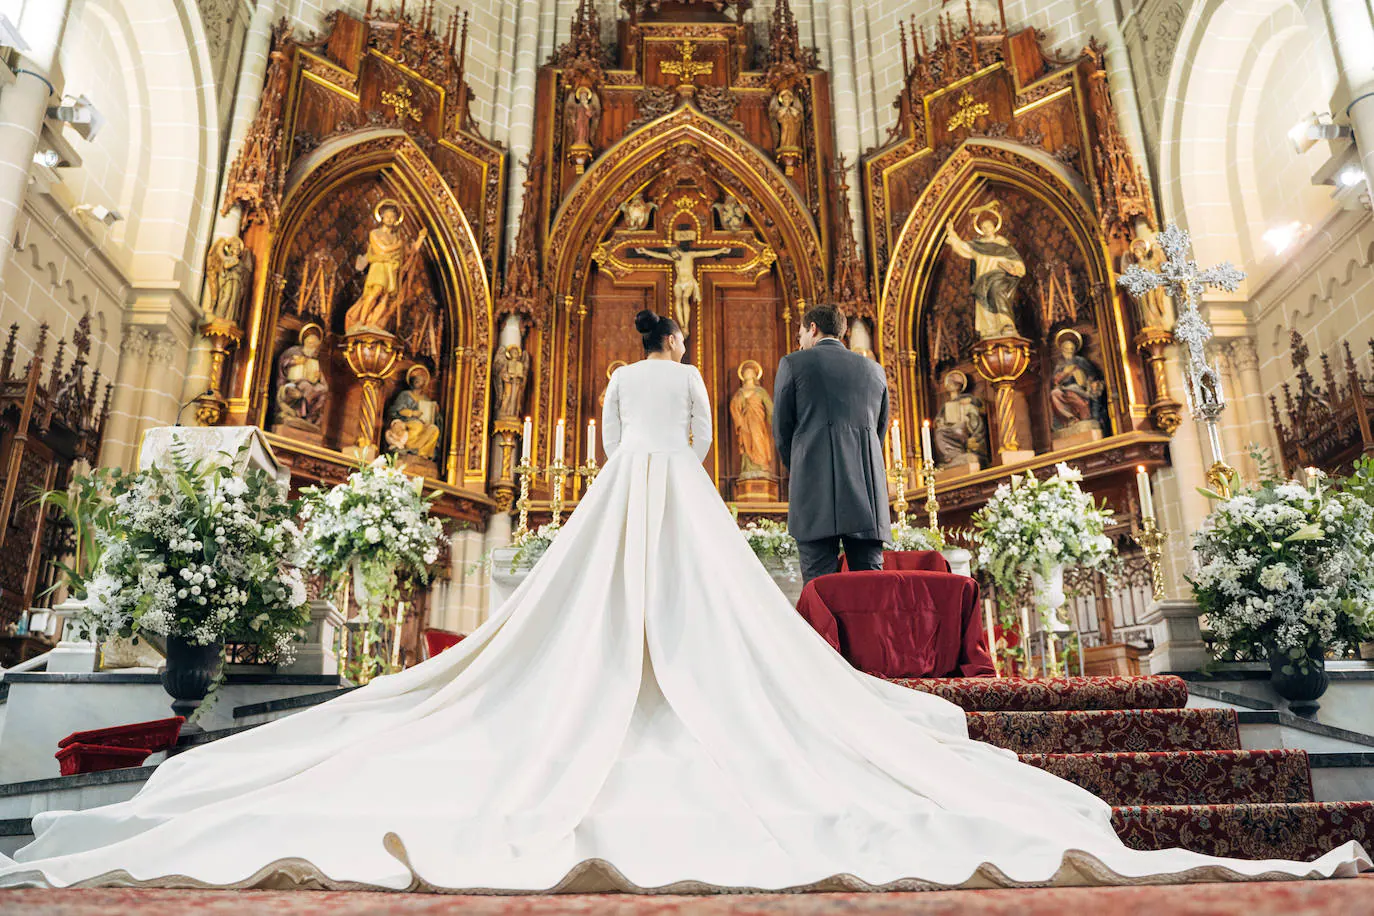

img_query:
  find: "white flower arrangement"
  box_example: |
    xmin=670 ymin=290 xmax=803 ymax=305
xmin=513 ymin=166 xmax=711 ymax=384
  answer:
xmin=78 ymin=440 xmax=310 ymax=663
xmin=298 ymin=457 xmax=445 ymax=613
xmin=739 ymin=518 xmax=798 ymax=565
xmin=971 ymin=462 xmax=1116 ymax=599
xmin=1192 ymin=466 xmax=1374 ymax=671
xmin=888 ymin=524 xmax=947 ymax=552
xmin=509 ymin=522 xmax=560 ymax=570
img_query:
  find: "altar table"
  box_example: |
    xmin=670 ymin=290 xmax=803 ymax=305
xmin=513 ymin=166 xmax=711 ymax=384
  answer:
xmin=796 ymin=570 xmax=995 ymax=679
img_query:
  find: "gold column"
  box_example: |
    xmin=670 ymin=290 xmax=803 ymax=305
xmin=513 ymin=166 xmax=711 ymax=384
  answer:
xmin=1135 ymin=328 xmax=1183 ymax=436
xmin=342 ymin=331 xmax=402 ymax=461
xmin=193 ymin=318 xmax=244 ymax=426
xmin=972 ymin=336 xmax=1034 ymax=465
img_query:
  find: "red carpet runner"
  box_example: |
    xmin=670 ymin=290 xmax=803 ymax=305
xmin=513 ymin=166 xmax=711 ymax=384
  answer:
xmin=895 ymin=675 xmax=1374 ymax=861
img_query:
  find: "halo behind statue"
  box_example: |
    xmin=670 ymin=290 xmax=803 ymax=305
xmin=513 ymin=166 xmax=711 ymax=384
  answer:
xmin=299 ymin=322 xmax=325 ymax=343
xmin=737 ymin=358 xmax=763 ymax=382
xmin=968 ymin=200 xmax=1003 ymax=234
xmin=944 ymin=369 xmax=969 ymax=391
xmin=406 ymin=363 xmax=431 ymax=387
xmin=374 ymin=198 xmax=405 ymax=224
xmin=1054 ymin=328 xmax=1084 ymax=352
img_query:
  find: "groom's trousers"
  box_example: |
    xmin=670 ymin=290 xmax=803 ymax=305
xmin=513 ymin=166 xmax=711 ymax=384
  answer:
xmin=798 ymin=535 xmax=884 ymax=583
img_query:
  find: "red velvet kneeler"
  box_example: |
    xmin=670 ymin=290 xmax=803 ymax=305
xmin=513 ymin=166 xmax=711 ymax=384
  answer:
xmin=839 ymin=549 xmax=950 ymax=573
xmin=423 ymin=628 xmax=465 ymax=659
xmin=796 ymin=570 xmax=995 ymax=679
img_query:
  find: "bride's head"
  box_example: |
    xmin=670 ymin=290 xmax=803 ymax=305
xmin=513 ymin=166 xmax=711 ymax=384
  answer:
xmin=635 ymin=310 xmax=686 ymax=362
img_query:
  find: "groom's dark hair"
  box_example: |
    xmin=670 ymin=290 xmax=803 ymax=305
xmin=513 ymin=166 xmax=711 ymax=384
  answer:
xmin=802 ymin=304 xmax=846 ymax=339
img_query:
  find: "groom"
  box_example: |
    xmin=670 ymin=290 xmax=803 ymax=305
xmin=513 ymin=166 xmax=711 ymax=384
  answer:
xmin=773 ymin=303 xmax=891 ymax=582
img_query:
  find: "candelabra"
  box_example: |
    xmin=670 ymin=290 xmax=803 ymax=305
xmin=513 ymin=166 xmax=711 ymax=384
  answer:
xmin=578 ymin=454 xmax=599 ymax=490
xmin=887 ymin=456 xmax=910 ymax=529
xmin=514 ymin=460 xmax=536 ymax=537
xmin=547 ymin=458 xmax=570 ymax=528
xmin=923 ymin=457 xmax=939 ymax=531
xmin=1133 ymin=517 xmax=1169 ymax=601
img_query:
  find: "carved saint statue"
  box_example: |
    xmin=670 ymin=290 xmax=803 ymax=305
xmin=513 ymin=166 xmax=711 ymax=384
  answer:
xmin=563 ymin=85 xmax=602 ymax=150
xmin=634 ymin=243 xmax=732 ymax=331
xmin=769 ymin=88 xmax=804 ymax=151
xmin=730 ymin=360 xmax=775 ymax=478
xmin=619 ymin=193 xmax=657 ymax=231
xmin=1050 ymin=329 xmax=1109 ymax=433
xmin=1122 ymin=231 xmax=1175 ymax=330
xmin=493 ymin=344 xmax=531 ymax=421
xmin=943 ymin=201 xmax=1026 ymax=340
xmin=275 ymin=323 xmax=328 ymax=429
xmin=385 ymin=364 xmax=442 ymax=463
xmin=344 ymin=199 xmax=428 ymax=334
xmin=713 ymin=196 xmax=748 ymax=232
xmin=932 ymin=370 xmax=988 ymax=469
xmin=203 ymin=236 xmax=253 ymax=325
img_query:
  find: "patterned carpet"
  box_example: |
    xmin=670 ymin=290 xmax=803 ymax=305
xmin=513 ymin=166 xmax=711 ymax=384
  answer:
xmin=8 ymin=880 xmax=1374 ymax=915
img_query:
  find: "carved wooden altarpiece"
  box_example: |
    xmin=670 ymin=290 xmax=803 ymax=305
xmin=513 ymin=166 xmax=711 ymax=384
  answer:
xmin=863 ymin=13 xmax=1170 ymax=528
xmin=513 ymin=0 xmax=848 ymax=505
xmin=212 ymin=6 xmax=503 ymax=531
xmin=1271 ymin=330 xmax=1374 ymax=477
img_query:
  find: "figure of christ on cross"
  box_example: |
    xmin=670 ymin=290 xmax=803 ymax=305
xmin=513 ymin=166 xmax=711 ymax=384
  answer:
xmin=633 ymin=243 xmax=735 ymax=333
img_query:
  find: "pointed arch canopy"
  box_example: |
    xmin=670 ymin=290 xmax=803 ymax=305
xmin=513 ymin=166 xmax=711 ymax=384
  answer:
xmin=254 ymin=129 xmax=494 ymax=487
xmin=546 ymin=103 xmax=825 ymax=312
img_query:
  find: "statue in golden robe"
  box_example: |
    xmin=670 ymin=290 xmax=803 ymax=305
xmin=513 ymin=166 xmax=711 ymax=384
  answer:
xmin=345 ymin=199 xmax=428 ymax=334
xmin=730 ymin=360 xmax=775 ymax=478
xmin=385 ymin=364 xmax=442 ymax=464
xmin=943 ymin=201 xmax=1025 ymax=340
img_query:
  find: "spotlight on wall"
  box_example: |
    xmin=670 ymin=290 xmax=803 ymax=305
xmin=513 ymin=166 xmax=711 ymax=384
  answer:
xmin=1263 ymin=221 xmax=1309 ymax=255
xmin=1288 ymin=112 xmax=1353 ymax=154
xmin=32 ymin=150 xmax=62 ymax=168
xmin=1337 ymin=165 xmax=1367 ymax=188
xmin=46 ymin=95 xmax=105 ymax=142
xmin=74 ymin=204 xmax=124 ymax=227
xmin=0 ymin=14 xmax=29 ymax=51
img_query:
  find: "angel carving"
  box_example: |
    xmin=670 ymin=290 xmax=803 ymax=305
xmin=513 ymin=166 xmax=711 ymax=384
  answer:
xmin=202 ymin=236 xmax=254 ymax=325
xmin=768 ymin=88 xmax=804 ymax=151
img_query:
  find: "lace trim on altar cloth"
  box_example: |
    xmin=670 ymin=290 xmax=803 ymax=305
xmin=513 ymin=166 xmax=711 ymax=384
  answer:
xmin=3 ymin=833 xmax=1368 ymax=895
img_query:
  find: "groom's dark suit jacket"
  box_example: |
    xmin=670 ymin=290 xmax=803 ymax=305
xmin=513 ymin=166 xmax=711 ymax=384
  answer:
xmin=772 ymin=338 xmax=892 ymax=544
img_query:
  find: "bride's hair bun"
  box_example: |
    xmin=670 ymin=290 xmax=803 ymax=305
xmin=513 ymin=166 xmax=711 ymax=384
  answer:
xmin=634 ymin=310 xmax=660 ymax=335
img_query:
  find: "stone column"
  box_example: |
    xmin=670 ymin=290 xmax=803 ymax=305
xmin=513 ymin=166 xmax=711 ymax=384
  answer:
xmin=1228 ymin=337 xmax=1276 ymax=460
xmin=1208 ymin=340 xmax=1249 ymax=475
xmin=1319 ymin=0 xmax=1374 ymax=191
xmin=137 ymin=332 xmax=186 ymax=436
xmin=100 ymin=328 xmax=152 ymax=469
xmin=1154 ymin=343 xmax=1212 ymax=595
xmin=0 ymin=0 xmax=75 ymax=288
xmin=505 ymin=0 xmax=545 ymax=250
xmin=827 ymin=0 xmax=864 ymax=248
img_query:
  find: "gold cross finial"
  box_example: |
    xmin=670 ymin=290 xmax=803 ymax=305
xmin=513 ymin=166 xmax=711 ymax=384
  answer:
xmin=659 ymin=41 xmax=715 ymax=97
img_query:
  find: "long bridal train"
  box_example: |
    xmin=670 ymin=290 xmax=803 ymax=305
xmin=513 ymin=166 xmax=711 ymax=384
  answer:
xmin=0 ymin=360 xmax=1368 ymax=892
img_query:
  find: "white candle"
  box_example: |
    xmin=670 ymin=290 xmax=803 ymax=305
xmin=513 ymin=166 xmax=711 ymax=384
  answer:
xmin=587 ymin=419 xmax=597 ymax=460
xmin=1305 ymin=466 xmax=1320 ymax=486
xmin=1136 ymin=465 xmax=1154 ymax=520
xmin=921 ymin=420 xmax=934 ymax=464
xmin=554 ymin=419 xmax=566 ymax=464
xmin=1047 ymin=631 xmax=1058 ymax=675
xmin=1021 ymin=605 xmax=1032 ymax=675
xmin=984 ymin=605 xmax=999 ymax=675
xmin=890 ymin=420 xmax=902 ymax=466
xmin=521 ymin=416 xmax=532 ymax=463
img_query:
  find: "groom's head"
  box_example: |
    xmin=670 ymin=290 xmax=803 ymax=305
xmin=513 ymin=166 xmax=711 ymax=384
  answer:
xmin=798 ymin=304 xmax=846 ymax=351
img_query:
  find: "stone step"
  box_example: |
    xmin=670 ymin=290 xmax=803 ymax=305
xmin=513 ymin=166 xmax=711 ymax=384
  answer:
xmin=968 ymin=708 xmax=1239 ymax=754
xmin=1021 ymin=749 xmax=1313 ymax=806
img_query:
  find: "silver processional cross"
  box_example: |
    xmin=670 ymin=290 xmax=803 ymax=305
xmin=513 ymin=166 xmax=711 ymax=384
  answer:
xmin=1118 ymin=223 xmax=1247 ymax=496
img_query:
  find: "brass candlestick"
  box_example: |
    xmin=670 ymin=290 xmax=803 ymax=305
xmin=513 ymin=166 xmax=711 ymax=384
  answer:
xmin=548 ymin=459 xmax=569 ymax=528
xmin=578 ymin=456 xmax=599 ymax=490
xmin=888 ymin=457 xmax=910 ymax=529
xmin=923 ymin=457 xmax=939 ymax=531
xmin=1133 ymin=516 xmax=1168 ymax=600
xmin=514 ymin=460 xmax=536 ymax=536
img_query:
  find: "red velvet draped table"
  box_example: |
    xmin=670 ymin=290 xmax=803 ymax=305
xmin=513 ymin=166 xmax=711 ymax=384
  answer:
xmin=796 ymin=570 xmax=995 ymax=679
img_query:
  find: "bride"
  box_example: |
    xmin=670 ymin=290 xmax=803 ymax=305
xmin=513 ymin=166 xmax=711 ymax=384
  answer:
xmin=1 ymin=310 xmax=1367 ymax=893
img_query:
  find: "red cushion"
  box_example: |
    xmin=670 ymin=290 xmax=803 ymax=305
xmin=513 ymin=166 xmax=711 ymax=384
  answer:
xmin=839 ymin=549 xmax=951 ymax=573
xmin=796 ymin=570 xmax=994 ymax=679
xmin=55 ymin=743 xmax=155 ymax=776
xmin=424 ymin=628 xmax=465 ymax=659
xmin=57 ymin=716 xmax=184 ymax=752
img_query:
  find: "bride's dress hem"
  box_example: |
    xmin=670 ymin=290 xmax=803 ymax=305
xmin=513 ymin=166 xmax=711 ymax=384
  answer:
xmin=4 ymin=839 xmax=1368 ymax=895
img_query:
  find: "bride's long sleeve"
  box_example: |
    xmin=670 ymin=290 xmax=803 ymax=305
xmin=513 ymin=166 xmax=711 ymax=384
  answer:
xmin=601 ymin=368 xmax=623 ymax=459
xmin=687 ymin=365 xmax=713 ymax=462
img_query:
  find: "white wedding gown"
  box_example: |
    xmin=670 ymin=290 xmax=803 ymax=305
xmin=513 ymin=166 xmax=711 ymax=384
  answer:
xmin=0 ymin=358 xmax=1368 ymax=893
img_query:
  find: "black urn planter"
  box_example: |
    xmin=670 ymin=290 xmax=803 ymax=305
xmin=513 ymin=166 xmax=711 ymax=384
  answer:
xmin=161 ymin=635 xmax=224 ymax=732
xmin=1269 ymin=651 xmax=1329 ymax=718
